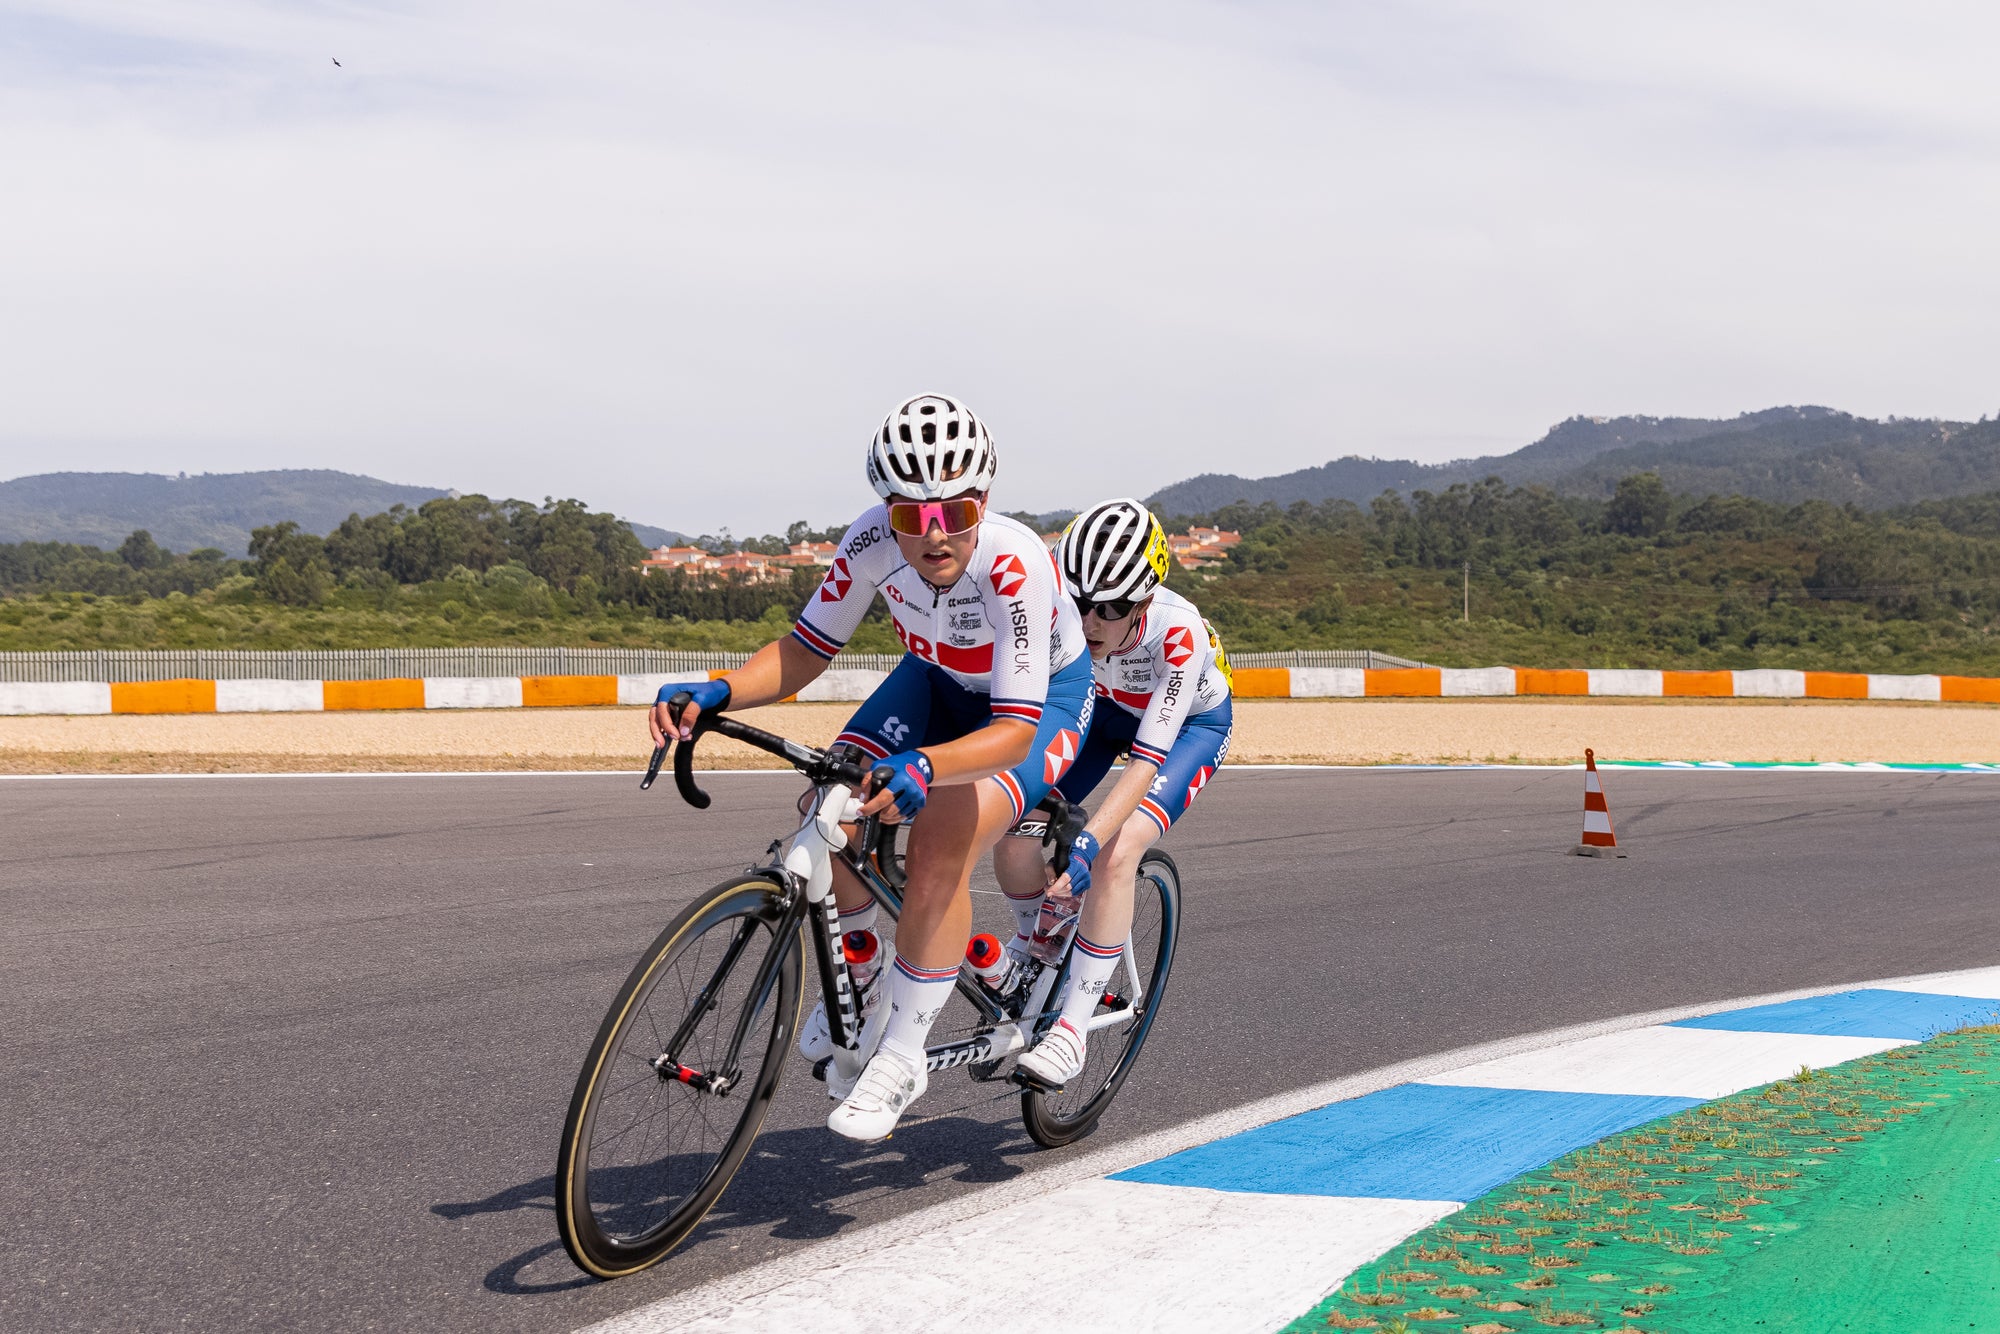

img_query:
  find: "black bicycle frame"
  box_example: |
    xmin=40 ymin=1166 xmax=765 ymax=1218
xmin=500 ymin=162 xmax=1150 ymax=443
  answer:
xmin=645 ymin=703 xmax=1081 ymax=1077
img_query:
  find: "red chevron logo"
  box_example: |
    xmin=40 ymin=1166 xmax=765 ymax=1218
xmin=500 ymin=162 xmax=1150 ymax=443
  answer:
xmin=818 ymin=557 xmax=852 ymax=603
xmin=1042 ymin=729 xmax=1079 ymax=785
xmin=990 ymin=554 xmax=1027 ymax=598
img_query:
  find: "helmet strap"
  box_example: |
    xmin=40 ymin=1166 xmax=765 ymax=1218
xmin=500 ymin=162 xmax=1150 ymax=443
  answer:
xmin=1112 ymin=600 xmax=1150 ymax=653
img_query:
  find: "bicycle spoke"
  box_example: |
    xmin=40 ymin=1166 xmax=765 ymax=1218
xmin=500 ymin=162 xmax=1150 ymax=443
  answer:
xmin=1026 ymin=857 xmax=1173 ymax=1136
xmin=578 ymin=901 xmax=786 ymax=1248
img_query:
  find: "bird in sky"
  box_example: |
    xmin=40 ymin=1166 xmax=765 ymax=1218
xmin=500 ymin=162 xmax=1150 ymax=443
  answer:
xmin=331 ymin=56 xmax=342 ymax=67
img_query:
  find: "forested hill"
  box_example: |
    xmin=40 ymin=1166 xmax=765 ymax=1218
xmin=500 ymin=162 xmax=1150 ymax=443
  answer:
xmin=1148 ymin=407 xmax=2000 ymax=514
xmin=0 ymin=469 xmax=690 ymax=556
xmin=0 ymin=470 xmax=450 ymax=556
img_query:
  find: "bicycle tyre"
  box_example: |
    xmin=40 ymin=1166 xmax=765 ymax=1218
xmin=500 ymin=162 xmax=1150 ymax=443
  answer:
xmin=556 ymin=876 xmax=801 ymax=1278
xmin=1019 ymin=849 xmax=1181 ymax=1148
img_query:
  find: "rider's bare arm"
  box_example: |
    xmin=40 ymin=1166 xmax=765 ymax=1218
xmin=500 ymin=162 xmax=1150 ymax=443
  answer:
xmin=1080 ymin=754 xmax=1160 ymax=845
xmin=647 ymin=637 xmax=828 ymax=747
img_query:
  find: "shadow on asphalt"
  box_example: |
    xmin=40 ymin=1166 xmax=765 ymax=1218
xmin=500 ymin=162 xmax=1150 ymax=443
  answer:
xmin=437 ymin=1111 xmax=1041 ymax=1297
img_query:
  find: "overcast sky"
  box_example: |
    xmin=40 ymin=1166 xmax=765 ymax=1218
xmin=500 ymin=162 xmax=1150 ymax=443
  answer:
xmin=3 ymin=2 xmax=1996 ymax=537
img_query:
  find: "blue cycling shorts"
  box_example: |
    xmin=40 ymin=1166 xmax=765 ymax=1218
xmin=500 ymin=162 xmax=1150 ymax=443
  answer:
xmin=1053 ymin=696 xmax=1231 ymax=836
xmin=834 ymin=652 xmax=1096 ymax=822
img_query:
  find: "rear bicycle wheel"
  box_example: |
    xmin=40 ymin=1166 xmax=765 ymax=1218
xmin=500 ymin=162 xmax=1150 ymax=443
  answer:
xmin=1020 ymin=849 xmax=1181 ymax=1148
xmin=556 ymin=876 xmax=802 ymax=1278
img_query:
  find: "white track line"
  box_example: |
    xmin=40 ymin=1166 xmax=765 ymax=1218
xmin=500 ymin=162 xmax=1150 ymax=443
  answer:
xmin=575 ymin=967 xmax=1993 ymax=1334
xmin=1421 ymin=1025 xmax=1910 ymax=1100
xmin=9 ymin=761 xmax=1994 ymax=781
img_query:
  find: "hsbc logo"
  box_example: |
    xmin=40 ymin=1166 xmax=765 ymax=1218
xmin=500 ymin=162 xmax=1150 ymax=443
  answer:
xmin=1186 ymin=764 xmax=1214 ymax=807
xmin=1162 ymin=626 xmax=1195 ymax=668
xmin=990 ymin=555 xmax=1027 ymax=598
xmin=818 ymin=558 xmax=853 ymax=604
xmin=1042 ymin=729 xmax=1079 ymax=785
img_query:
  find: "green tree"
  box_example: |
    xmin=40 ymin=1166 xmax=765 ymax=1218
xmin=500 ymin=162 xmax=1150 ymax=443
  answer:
xmin=1607 ymin=473 xmax=1671 ymax=537
xmin=118 ymin=530 xmax=165 ymax=570
xmin=248 ymin=521 xmax=332 ymax=606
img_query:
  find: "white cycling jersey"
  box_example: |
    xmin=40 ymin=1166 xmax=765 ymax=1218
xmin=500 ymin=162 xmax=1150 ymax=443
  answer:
xmin=792 ymin=508 xmax=1087 ymax=725
xmin=1094 ymin=585 xmax=1232 ymax=765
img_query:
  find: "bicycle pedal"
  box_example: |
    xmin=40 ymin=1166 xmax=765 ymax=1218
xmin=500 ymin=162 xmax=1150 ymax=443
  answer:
xmin=1010 ymin=1069 xmax=1065 ymax=1094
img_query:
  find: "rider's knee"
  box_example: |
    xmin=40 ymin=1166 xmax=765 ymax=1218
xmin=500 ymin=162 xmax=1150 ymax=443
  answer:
xmin=1103 ymin=813 xmax=1159 ymax=873
xmin=992 ymin=833 xmax=1043 ymax=890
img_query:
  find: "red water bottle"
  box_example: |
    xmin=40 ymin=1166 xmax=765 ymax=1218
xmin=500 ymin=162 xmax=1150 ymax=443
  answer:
xmin=844 ymin=929 xmax=881 ymax=993
xmin=966 ymin=933 xmax=1015 ymax=990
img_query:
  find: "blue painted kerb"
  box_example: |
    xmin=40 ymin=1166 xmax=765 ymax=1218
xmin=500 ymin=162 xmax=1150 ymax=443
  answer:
xmin=1111 ymin=1083 xmax=1697 ymax=1201
xmin=1670 ymin=989 xmax=2000 ymax=1041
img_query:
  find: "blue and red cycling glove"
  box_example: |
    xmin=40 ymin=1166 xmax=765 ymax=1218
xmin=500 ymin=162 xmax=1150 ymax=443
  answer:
xmin=875 ymin=750 xmax=933 ymax=820
xmin=658 ymin=678 xmax=730 ymax=739
xmin=1064 ymin=829 xmax=1101 ymax=896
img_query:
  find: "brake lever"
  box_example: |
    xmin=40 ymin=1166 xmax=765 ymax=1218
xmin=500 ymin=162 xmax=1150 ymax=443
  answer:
xmin=641 ymin=743 xmax=668 ymax=790
xmin=665 ymin=691 xmax=713 ymax=810
xmin=855 ymin=765 xmax=892 ymax=858
xmin=1040 ymin=797 xmax=1087 ymax=876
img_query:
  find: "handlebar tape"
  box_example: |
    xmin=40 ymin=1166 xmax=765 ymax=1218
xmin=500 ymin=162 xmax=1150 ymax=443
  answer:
xmin=666 ymin=691 xmax=713 ymax=809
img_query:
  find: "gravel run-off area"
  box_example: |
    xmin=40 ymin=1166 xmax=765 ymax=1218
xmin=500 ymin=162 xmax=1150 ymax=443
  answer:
xmin=2 ymin=698 xmax=1997 ymax=772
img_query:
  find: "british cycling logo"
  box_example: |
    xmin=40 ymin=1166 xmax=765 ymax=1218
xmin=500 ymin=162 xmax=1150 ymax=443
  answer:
xmin=1042 ymin=729 xmax=1079 ymax=785
xmin=881 ymin=716 xmax=910 ymax=746
xmin=1162 ymin=626 xmax=1195 ymax=668
xmin=990 ymin=554 xmax=1027 ymax=598
xmin=819 ymin=558 xmax=853 ymax=603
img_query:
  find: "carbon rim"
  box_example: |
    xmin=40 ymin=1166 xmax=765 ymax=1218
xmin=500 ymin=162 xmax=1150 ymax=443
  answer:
xmin=565 ymin=886 xmax=795 ymax=1265
xmin=1028 ymin=852 xmax=1177 ymax=1129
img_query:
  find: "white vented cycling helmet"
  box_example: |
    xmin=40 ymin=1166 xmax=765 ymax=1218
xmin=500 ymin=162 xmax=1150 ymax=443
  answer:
xmin=866 ymin=393 xmax=998 ymax=500
xmin=1058 ymin=498 xmax=1172 ymax=604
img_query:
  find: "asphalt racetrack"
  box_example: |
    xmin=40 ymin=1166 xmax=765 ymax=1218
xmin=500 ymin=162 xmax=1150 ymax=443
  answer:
xmin=4 ymin=767 xmax=1997 ymax=1333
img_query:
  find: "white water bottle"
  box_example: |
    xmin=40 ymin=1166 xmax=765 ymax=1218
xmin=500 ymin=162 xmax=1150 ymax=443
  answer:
xmin=966 ymin=933 xmax=1016 ymax=990
xmin=1028 ymin=890 xmax=1080 ymax=964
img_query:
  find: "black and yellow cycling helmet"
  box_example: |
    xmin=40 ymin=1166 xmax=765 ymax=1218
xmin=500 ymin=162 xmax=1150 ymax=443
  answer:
xmin=1057 ymin=498 xmax=1171 ymax=605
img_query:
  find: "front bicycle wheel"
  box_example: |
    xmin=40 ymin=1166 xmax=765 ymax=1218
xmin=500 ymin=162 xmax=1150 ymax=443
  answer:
xmin=556 ymin=876 xmax=801 ymax=1278
xmin=1020 ymin=849 xmax=1181 ymax=1148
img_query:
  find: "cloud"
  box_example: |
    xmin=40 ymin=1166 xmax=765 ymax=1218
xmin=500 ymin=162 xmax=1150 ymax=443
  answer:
xmin=1 ymin=1 xmax=1996 ymax=534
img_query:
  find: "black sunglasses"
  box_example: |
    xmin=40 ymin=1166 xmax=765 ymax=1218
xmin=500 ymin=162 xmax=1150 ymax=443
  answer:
xmin=1074 ymin=595 xmax=1141 ymax=621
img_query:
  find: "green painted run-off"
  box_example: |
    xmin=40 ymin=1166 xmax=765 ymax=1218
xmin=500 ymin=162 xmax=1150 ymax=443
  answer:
xmin=1286 ymin=1028 xmax=2000 ymax=1333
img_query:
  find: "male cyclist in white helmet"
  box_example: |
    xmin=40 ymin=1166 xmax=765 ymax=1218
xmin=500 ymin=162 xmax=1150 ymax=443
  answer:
xmin=995 ymin=498 xmax=1232 ymax=1088
xmin=651 ymin=394 xmax=1091 ymax=1142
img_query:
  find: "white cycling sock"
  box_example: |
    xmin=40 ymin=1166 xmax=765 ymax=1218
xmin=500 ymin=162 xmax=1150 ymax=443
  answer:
xmin=1002 ymin=886 xmax=1044 ymax=942
xmin=838 ymin=899 xmax=879 ymax=939
xmin=877 ymin=954 xmax=957 ymax=1065
xmin=1058 ymin=933 xmax=1125 ymax=1030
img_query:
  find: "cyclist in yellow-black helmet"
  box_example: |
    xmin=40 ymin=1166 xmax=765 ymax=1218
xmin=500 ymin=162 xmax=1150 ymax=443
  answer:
xmin=994 ymin=497 xmax=1233 ymax=1087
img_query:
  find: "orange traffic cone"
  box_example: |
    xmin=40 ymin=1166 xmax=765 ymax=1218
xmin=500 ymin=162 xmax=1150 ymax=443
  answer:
xmin=1573 ymin=748 xmax=1626 ymax=858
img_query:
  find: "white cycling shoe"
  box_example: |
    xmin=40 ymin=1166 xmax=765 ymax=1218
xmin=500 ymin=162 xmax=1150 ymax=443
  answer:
xmin=798 ymin=976 xmax=883 ymax=1063
xmin=1015 ymin=1017 xmax=1087 ymax=1088
xmin=827 ymin=1044 xmax=928 ymax=1142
